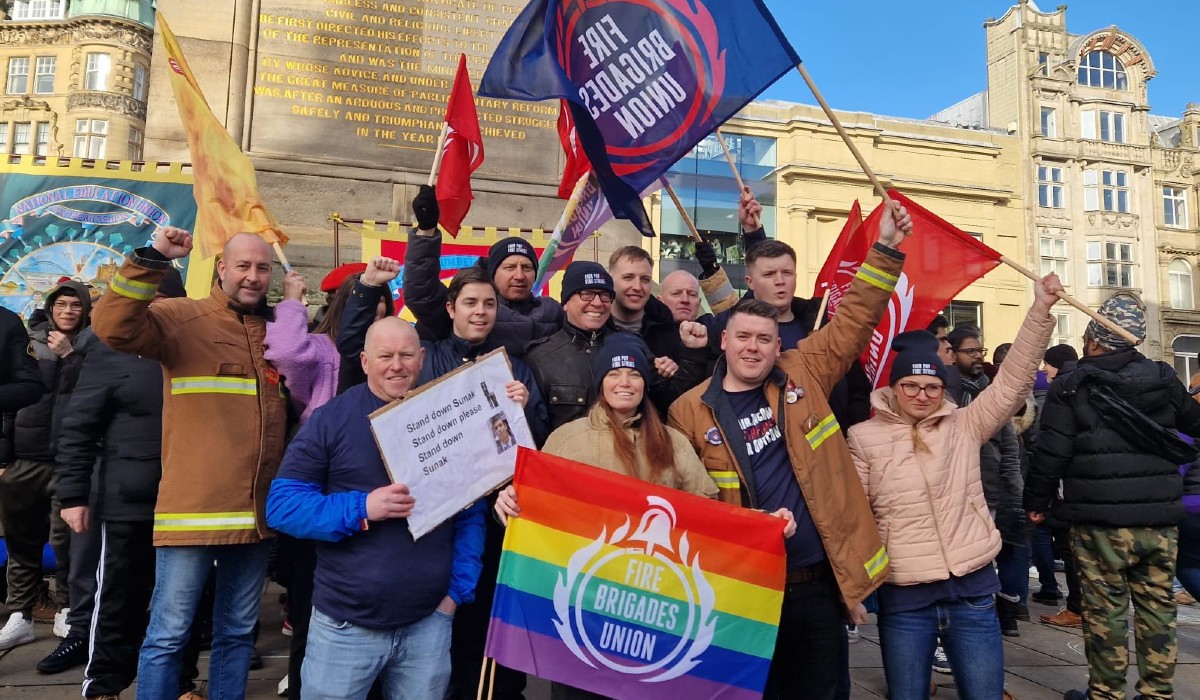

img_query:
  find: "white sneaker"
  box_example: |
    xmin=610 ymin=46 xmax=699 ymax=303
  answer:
xmin=53 ymin=608 xmax=70 ymax=638
xmin=277 ymin=674 xmax=289 ymax=697
xmin=0 ymin=612 xmax=36 ymax=650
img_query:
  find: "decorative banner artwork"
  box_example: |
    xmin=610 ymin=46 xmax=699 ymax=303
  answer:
xmin=369 ymin=349 xmax=534 ymax=539
xmin=0 ymin=158 xmax=196 ymax=318
xmin=487 ymin=448 xmax=787 ymax=700
xmin=351 ymin=220 xmax=566 ymax=319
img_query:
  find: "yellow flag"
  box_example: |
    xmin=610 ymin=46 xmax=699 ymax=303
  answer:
xmin=157 ymin=12 xmax=287 ymax=260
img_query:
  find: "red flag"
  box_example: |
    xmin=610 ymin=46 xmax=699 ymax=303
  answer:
xmin=825 ymin=190 xmax=1003 ymax=387
xmin=556 ymin=99 xmax=591 ymax=200
xmin=436 ymin=54 xmax=485 ymax=237
xmin=814 ymin=200 xmax=864 ymax=307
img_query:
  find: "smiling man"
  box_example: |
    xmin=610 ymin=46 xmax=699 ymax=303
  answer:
xmin=90 ymin=228 xmax=288 ymax=700
xmin=669 ymin=201 xmax=911 ymax=700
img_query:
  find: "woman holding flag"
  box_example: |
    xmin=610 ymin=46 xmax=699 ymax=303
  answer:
xmin=845 ymin=272 xmax=1062 ymax=700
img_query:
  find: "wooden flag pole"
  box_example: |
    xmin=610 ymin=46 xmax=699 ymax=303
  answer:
xmin=663 ymin=182 xmax=705 ymax=243
xmin=795 ymin=63 xmax=890 ymax=203
xmin=999 ymin=255 xmax=1141 ymax=346
xmin=813 ymin=292 xmax=829 ymax=332
xmin=714 ymin=127 xmax=747 ymax=193
xmin=475 ymin=656 xmax=492 ymax=700
xmin=427 ymin=123 xmax=450 ymax=187
xmin=271 ymin=241 xmax=292 ymax=273
xmin=797 ymin=62 xmax=1137 ymax=345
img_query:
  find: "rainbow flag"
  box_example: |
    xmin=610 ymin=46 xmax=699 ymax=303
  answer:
xmin=486 ymin=448 xmax=786 ymax=700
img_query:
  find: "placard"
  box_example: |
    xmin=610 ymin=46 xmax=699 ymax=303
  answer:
xmin=370 ymin=348 xmax=533 ymax=538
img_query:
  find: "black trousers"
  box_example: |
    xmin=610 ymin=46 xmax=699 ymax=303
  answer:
xmin=762 ymin=572 xmax=847 ymax=700
xmin=0 ymin=459 xmax=70 ymax=612
xmin=1051 ymin=525 xmax=1082 ymax=614
xmin=65 ymin=519 xmax=102 ymax=639
xmin=81 ymin=519 xmax=156 ymax=697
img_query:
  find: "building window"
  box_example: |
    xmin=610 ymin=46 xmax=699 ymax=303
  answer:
xmin=1078 ymin=50 xmax=1128 ymax=90
xmin=0 ymin=124 xmax=7 ymax=153
xmin=6 ymin=57 xmax=29 ymax=95
xmin=33 ymin=56 xmax=55 ymax=94
xmin=10 ymin=1 xmax=66 ymax=20
xmin=127 ymin=127 xmax=143 ymax=160
xmin=943 ymin=301 xmax=983 ymax=330
xmin=1086 ymin=240 xmax=1133 ymax=288
xmin=1040 ymin=237 xmax=1068 ymax=280
xmin=1038 ymin=166 xmax=1064 ymax=208
xmin=1173 ymin=335 xmax=1200 ymax=381
xmin=1083 ymin=169 xmax=1129 ymax=212
xmin=1040 ymin=107 xmax=1057 ymax=137
xmin=1051 ymin=312 xmax=1071 ymax=347
xmin=73 ymin=119 xmax=106 ymax=159
xmin=1080 ymin=110 xmax=1126 ymax=143
xmin=1170 ymin=259 xmax=1195 ymax=310
xmin=1164 ymin=186 xmax=1188 ymax=228
xmin=11 ymin=122 xmax=32 ymax=155
xmin=33 ymin=121 xmax=49 ymax=156
xmin=133 ymin=64 xmax=148 ymax=101
xmin=84 ymin=53 xmax=110 ymax=91
xmin=1038 ymin=52 xmax=1050 ymax=77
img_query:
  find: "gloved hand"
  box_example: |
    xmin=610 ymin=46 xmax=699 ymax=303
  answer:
xmin=413 ymin=185 xmax=440 ymax=231
xmin=694 ymin=240 xmax=719 ymax=275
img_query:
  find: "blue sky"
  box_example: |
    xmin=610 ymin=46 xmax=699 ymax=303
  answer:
xmin=759 ymin=1 xmax=1195 ymax=120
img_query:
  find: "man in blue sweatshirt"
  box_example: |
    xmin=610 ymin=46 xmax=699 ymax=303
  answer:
xmin=266 ymin=317 xmax=486 ymax=699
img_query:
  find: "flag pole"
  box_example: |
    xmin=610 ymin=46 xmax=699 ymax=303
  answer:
xmin=475 ymin=656 xmax=492 ymax=700
xmin=532 ymin=170 xmax=592 ymax=292
xmin=663 ymin=183 xmax=704 ymax=243
xmin=813 ymin=291 xmax=829 ymax=332
xmin=271 ymin=241 xmax=291 ymax=273
xmin=427 ymin=123 xmax=450 ymax=187
xmin=794 ymin=64 xmax=890 ymax=203
xmin=997 ymin=255 xmax=1140 ymax=346
xmin=713 ymin=127 xmax=747 ymax=193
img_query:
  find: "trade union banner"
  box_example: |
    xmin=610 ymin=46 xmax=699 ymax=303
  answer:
xmin=480 ymin=0 xmax=800 ymax=236
xmin=486 ymin=448 xmax=787 ymax=700
xmin=0 ymin=158 xmax=196 ymax=318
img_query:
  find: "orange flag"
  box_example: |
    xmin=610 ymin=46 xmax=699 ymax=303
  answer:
xmin=157 ymin=12 xmax=286 ymax=259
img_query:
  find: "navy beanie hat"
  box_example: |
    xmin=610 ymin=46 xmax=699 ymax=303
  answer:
xmin=560 ymin=261 xmax=614 ymax=303
xmin=487 ymin=237 xmax=538 ymax=280
xmin=888 ymin=330 xmax=948 ymax=386
xmin=592 ymin=333 xmax=651 ymax=391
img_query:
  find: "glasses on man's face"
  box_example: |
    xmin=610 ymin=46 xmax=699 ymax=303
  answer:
xmin=577 ymin=290 xmax=614 ymax=304
xmin=897 ymin=382 xmax=945 ymax=398
xmin=955 ymin=347 xmax=987 ymax=357
xmin=52 ymin=301 xmax=83 ymax=311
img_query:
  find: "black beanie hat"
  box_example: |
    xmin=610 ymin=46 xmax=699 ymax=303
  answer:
xmin=1043 ymin=343 xmax=1078 ymax=371
xmin=158 ymin=266 xmax=188 ymax=299
xmin=592 ymin=333 xmax=651 ymax=391
xmin=888 ymin=330 xmax=948 ymax=386
xmin=560 ymin=261 xmax=614 ymax=303
xmin=487 ymin=237 xmax=538 ymax=280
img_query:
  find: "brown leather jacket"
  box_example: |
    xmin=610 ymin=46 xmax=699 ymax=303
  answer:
xmin=91 ymin=251 xmax=288 ymax=546
xmin=668 ymin=244 xmax=903 ymax=607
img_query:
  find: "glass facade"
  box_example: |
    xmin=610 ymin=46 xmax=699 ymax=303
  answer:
xmin=658 ymin=133 xmax=777 ymax=293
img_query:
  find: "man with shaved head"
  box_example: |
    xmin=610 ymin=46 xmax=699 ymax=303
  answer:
xmin=268 ymin=315 xmax=486 ymax=698
xmin=659 ymin=269 xmax=703 ymax=324
xmin=92 ymin=227 xmax=289 ymax=700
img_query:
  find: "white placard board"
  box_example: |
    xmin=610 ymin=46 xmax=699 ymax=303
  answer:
xmin=369 ymin=348 xmax=535 ymax=538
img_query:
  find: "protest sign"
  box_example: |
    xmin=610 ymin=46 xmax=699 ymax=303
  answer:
xmin=369 ymin=349 xmax=534 ymax=538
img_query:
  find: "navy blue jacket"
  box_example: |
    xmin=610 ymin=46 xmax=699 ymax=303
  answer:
xmin=267 ymin=383 xmax=486 ymax=629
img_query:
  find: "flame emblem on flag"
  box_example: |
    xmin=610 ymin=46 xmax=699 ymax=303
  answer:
xmin=553 ymin=495 xmax=717 ymax=681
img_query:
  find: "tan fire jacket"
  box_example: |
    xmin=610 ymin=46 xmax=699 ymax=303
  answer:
xmin=91 ymin=253 xmax=288 ymax=546
xmin=668 ymin=244 xmax=903 ymax=607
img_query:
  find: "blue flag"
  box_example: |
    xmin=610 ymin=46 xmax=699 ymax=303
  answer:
xmin=480 ymin=0 xmax=800 ymax=237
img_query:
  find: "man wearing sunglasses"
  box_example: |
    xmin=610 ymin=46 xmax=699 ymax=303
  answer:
xmin=947 ymin=326 xmax=1028 ymax=638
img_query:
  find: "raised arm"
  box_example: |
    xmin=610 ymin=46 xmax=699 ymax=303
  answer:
xmin=961 ymin=274 xmax=1060 ymax=444
xmin=403 ymin=185 xmax=453 ymax=340
xmin=336 ymin=257 xmax=398 ymax=360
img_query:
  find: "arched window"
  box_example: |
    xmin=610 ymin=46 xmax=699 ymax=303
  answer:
xmin=1078 ymin=51 xmax=1128 ymax=90
xmin=1170 ymin=259 xmax=1194 ymax=310
xmin=1172 ymin=335 xmax=1200 ymax=381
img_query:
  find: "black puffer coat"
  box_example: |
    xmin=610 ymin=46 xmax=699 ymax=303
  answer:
xmin=1026 ymin=348 xmax=1200 ymax=526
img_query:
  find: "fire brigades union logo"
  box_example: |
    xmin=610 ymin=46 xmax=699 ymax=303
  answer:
xmin=553 ymin=495 xmax=717 ymax=682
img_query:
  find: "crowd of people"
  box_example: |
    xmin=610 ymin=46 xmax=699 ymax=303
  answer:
xmin=0 ymin=182 xmax=1196 ymax=700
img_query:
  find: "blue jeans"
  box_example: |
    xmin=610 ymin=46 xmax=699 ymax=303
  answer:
xmin=1030 ymin=524 xmax=1060 ymax=597
xmin=996 ymin=540 xmax=1030 ymax=603
xmin=878 ymin=595 xmax=1006 ymax=700
xmin=136 ymin=541 xmax=271 ymax=700
xmin=303 ymin=606 xmax=454 ymax=700
xmin=1179 ymin=512 xmax=1200 ymax=599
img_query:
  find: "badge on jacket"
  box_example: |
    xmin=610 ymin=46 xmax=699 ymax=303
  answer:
xmin=705 ymin=427 xmax=723 ymax=445
xmin=264 ymin=366 xmax=280 ymax=385
xmin=785 ymin=381 xmax=803 ymax=404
